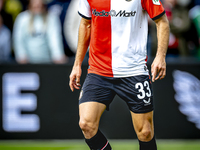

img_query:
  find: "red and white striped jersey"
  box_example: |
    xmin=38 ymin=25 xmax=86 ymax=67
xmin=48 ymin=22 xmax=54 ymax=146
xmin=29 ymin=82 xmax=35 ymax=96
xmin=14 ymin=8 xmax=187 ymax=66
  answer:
xmin=78 ymin=0 xmax=165 ymax=77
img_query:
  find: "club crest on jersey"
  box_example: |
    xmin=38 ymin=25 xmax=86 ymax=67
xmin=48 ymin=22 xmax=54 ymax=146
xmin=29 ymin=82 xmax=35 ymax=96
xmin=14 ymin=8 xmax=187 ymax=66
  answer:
xmin=152 ymin=0 xmax=160 ymax=5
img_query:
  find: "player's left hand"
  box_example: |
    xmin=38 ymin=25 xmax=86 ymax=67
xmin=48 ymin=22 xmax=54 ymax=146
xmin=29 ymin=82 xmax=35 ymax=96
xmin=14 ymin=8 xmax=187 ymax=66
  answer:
xmin=151 ymin=55 xmax=166 ymax=82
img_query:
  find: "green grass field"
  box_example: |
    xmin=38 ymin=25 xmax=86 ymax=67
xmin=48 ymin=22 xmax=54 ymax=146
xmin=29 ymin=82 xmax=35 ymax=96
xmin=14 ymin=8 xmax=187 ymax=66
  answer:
xmin=0 ymin=140 xmax=200 ymax=150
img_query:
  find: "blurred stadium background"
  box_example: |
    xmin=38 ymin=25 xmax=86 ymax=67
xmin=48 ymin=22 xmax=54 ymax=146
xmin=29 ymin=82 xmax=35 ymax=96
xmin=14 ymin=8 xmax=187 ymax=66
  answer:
xmin=0 ymin=0 xmax=200 ymax=149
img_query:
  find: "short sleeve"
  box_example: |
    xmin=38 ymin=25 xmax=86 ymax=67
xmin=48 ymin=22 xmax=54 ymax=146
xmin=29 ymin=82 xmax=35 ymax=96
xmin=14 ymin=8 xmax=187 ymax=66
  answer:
xmin=142 ymin=0 xmax=165 ymax=20
xmin=78 ymin=0 xmax=91 ymax=20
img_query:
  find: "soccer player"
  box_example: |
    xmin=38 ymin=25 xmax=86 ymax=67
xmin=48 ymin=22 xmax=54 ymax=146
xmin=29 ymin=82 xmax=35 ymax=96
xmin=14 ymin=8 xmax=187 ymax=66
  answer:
xmin=69 ymin=0 xmax=169 ymax=149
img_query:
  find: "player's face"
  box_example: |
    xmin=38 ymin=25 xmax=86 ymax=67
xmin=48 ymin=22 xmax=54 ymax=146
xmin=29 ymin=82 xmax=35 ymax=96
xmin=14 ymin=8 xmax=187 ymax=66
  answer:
xmin=29 ymin=0 xmax=45 ymax=14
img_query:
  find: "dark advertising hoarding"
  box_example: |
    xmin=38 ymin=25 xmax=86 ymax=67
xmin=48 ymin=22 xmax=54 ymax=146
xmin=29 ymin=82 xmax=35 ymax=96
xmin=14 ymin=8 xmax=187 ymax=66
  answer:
xmin=0 ymin=64 xmax=200 ymax=139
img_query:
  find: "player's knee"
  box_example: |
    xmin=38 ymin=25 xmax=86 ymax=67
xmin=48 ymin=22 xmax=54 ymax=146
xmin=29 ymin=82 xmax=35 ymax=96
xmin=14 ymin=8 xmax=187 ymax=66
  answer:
xmin=79 ymin=120 xmax=89 ymax=131
xmin=137 ymin=129 xmax=152 ymax=142
xmin=79 ymin=120 xmax=97 ymax=133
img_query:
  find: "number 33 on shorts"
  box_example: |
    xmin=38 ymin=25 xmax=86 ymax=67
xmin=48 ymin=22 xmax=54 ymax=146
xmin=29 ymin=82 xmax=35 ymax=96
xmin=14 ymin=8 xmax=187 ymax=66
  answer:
xmin=135 ymin=81 xmax=152 ymax=105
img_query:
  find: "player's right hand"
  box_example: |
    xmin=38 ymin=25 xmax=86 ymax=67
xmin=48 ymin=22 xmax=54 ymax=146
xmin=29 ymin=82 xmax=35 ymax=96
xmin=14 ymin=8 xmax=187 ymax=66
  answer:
xmin=69 ymin=66 xmax=82 ymax=92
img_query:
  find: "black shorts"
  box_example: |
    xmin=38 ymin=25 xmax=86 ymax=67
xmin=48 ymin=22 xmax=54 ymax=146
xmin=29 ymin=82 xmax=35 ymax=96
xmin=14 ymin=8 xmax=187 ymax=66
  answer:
xmin=79 ymin=73 xmax=154 ymax=113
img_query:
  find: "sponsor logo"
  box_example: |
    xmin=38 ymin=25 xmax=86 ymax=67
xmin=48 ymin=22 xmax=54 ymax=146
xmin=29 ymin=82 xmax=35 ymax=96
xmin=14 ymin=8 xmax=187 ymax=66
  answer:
xmin=143 ymin=98 xmax=151 ymax=106
xmin=2 ymin=73 xmax=40 ymax=132
xmin=92 ymin=9 xmax=136 ymax=17
xmin=173 ymin=70 xmax=200 ymax=130
xmin=152 ymin=0 xmax=160 ymax=5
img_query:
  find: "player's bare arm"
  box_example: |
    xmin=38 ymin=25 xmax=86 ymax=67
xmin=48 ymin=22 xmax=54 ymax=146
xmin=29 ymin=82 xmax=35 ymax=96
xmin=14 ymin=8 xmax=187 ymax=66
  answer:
xmin=69 ymin=18 xmax=91 ymax=91
xmin=151 ymin=14 xmax=170 ymax=82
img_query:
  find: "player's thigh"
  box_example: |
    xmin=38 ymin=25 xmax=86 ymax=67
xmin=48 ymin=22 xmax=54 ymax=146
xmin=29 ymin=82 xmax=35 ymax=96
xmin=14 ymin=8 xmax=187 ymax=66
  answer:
xmin=131 ymin=111 xmax=154 ymax=137
xmin=79 ymin=102 xmax=106 ymax=127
